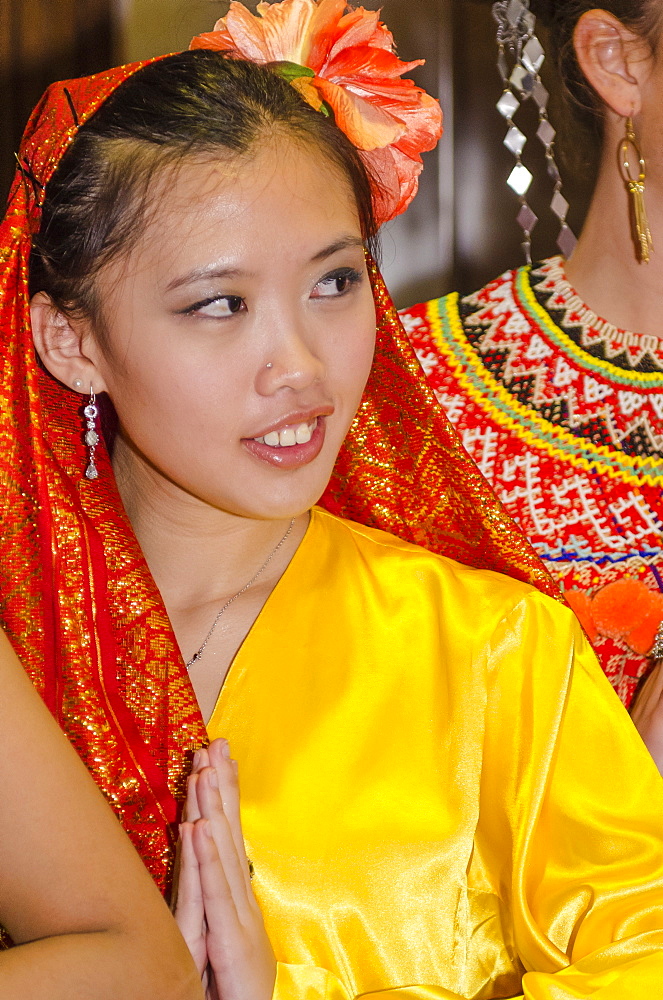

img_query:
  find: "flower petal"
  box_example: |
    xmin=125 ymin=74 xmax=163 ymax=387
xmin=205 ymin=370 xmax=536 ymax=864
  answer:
xmin=189 ymin=27 xmax=236 ymax=53
xmin=289 ymin=75 xmax=325 ymax=112
xmin=357 ymin=89 xmax=443 ymax=158
xmin=252 ymin=0 xmax=345 ymax=67
xmin=326 ymin=46 xmax=424 ymax=83
xmin=314 ymin=77 xmax=405 ymax=150
xmin=212 ymin=3 xmax=276 ymax=60
xmin=303 ymin=0 xmax=351 ymax=71
xmin=325 ymin=8 xmax=384 ymax=62
xmin=190 ymin=0 xmax=444 ymax=226
xmin=360 ymin=144 xmax=423 ymax=224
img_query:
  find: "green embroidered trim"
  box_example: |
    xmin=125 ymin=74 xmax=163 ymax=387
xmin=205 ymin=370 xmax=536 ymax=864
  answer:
xmin=428 ymin=294 xmax=663 ymax=486
xmin=516 ymin=266 xmax=663 ymax=388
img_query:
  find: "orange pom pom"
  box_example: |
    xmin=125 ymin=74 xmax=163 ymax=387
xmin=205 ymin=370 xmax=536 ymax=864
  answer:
xmin=565 ymin=589 xmax=599 ymax=645
xmin=591 ymin=580 xmax=663 ymax=655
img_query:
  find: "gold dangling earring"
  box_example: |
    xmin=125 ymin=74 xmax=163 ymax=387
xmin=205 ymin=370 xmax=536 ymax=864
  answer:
xmin=620 ymin=116 xmax=654 ymax=264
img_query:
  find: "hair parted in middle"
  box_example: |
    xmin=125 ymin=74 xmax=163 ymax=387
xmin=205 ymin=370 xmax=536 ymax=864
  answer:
xmin=30 ymin=49 xmax=379 ymax=335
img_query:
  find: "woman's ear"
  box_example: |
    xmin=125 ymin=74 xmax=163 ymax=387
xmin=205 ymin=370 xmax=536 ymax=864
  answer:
xmin=574 ymin=8 xmax=653 ymax=119
xmin=30 ymin=292 xmax=108 ymax=394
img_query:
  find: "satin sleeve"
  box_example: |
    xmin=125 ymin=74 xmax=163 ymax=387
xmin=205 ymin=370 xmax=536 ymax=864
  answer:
xmin=272 ymin=592 xmax=663 ymax=999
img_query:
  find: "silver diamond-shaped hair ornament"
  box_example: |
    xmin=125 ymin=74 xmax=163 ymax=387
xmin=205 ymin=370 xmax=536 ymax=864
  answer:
xmin=536 ymin=119 xmax=556 ymax=147
xmin=546 ymin=158 xmax=561 ymax=184
xmin=497 ymin=90 xmax=520 ymax=119
xmin=492 ymin=0 xmax=578 ymax=262
xmin=551 ymin=190 xmax=569 ymax=221
xmin=494 ymin=0 xmax=535 ymax=59
xmin=522 ymin=36 xmax=544 ymax=74
xmin=508 ymin=163 xmax=533 ymax=196
xmin=517 ymin=203 xmax=538 ymax=234
xmin=510 ymin=65 xmax=535 ymax=96
xmin=531 ymin=79 xmax=549 ymax=110
xmin=506 ymin=0 xmax=524 ymax=25
xmin=504 ymin=125 xmax=527 ymax=156
xmin=557 ymin=224 xmax=577 ymax=258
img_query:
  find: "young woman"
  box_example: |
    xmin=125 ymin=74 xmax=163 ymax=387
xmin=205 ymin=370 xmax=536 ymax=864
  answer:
xmin=3 ymin=1 xmax=663 ymax=996
xmin=402 ymin=1 xmax=663 ymax=731
xmin=0 ymin=629 xmax=202 ymax=1000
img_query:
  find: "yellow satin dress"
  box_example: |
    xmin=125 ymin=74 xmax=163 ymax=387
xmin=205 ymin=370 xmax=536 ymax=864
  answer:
xmin=207 ymin=507 xmax=663 ymax=999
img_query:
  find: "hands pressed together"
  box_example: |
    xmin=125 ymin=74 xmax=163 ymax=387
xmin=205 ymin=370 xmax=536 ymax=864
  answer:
xmin=174 ymin=739 xmax=277 ymax=1000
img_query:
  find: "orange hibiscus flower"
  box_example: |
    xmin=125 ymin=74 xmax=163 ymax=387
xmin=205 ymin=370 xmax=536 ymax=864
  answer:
xmin=190 ymin=0 xmax=443 ymax=224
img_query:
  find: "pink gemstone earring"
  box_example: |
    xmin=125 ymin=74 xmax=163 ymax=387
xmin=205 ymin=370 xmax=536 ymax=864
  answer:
xmin=84 ymin=388 xmax=99 ymax=481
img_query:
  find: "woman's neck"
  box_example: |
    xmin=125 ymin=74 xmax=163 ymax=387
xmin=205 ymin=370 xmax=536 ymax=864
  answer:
xmin=564 ymin=143 xmax=663 ymax=340
xmin=113 ymin=437 xmax=309 ymax=721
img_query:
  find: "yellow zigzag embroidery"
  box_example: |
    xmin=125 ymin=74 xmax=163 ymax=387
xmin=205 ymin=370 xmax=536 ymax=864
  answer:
xmin=426 ymin=295 xmax=663 ymax=487
xmin=517 ymin=269 xmax=663 ymax=387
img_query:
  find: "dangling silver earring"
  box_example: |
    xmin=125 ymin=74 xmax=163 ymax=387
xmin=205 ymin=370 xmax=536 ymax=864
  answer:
xmin=84 ymin=388 xmax=99 ymax=481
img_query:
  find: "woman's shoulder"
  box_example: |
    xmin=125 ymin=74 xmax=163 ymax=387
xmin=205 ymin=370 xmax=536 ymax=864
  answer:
xmin=310 ymin=506 xmax=565 ymax=630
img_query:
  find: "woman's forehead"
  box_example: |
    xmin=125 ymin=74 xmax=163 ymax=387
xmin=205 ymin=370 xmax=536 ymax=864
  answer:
xmin=99 ymin=142 xmax=363 ymax=289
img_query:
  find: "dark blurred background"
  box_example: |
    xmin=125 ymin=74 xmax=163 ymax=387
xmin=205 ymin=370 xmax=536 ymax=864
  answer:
xmin=1 ymin=0 xmax=596 ymax=306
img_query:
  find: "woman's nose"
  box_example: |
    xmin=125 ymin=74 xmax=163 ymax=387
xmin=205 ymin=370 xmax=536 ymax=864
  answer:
xmin=255 ymin=325 xmax=325 ymax=395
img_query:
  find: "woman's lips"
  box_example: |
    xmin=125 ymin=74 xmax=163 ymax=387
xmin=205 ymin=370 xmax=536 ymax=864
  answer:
xmin=242 ymin=416 xmax=327 ymax=469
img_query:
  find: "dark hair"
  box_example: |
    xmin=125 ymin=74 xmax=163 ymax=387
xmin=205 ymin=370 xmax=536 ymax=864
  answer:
xmin=30 ymin=50 xmax=379 ymax=329
xmin=531 ymin=0 xmax=663 ymax=130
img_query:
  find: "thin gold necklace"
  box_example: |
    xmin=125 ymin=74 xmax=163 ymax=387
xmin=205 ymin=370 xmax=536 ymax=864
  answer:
xmin=186 ymin=518 xmax=296 ymax=669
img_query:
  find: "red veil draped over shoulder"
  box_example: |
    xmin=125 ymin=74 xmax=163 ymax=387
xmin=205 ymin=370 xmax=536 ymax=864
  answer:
xmin=0 ymin=61 xmax=556 ymax=893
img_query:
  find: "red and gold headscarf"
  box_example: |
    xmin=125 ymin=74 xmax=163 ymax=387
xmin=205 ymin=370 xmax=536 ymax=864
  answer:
xmin=0 ymin=55 xmax=555 ymax=894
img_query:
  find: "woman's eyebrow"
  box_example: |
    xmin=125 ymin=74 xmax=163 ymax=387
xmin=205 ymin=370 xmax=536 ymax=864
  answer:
xmin=165 ymin=265 xmax=244 ymax=292
xmin=310 ymin=236 xmax=365 ymax=263
xmin=165 ymin=236 xmax=364 ymax=291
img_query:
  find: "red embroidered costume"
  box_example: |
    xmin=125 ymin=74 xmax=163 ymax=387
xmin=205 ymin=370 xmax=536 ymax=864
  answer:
xmin=402 ymin=255 xmax=663 ymax=706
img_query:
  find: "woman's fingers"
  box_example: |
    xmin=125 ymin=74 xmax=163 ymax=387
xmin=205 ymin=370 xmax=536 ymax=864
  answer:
xmin=184 ymin=770 xmax=203 ymax=824
xmin=192 ymin=820 xmax=276 ymax=1000
xmin=191 ymin=819 xmax=240 ymax=981
xmin=172 ymin=822 xmax=208 ymax=977
xmin=194 ymin=747 xmax=211 ymax=772
xmin=207 ymin=740 xmax=250 ymax=888
xmin=195 ymin=767 xmax=252 ymax=918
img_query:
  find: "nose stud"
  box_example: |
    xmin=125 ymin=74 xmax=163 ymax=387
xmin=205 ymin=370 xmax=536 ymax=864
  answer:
xmin=265 ymin=362 xmax=273 ymax=370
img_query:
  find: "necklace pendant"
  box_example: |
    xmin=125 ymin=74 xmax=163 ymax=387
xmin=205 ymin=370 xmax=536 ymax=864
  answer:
xmin=186 ymin=516 xmax=295 ymax=670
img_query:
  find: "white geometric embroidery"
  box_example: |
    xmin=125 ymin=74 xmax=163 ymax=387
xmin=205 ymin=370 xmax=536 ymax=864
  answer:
xmin=652 ymin=394 xmax=663 ymax=422
xmin=399 ymin=312 xmax=424 ymax=335
xmin=583 ymin=376 xmax=613 ymax=404
xmin=436 ymin=392 xmax=466 ymax=424
xmin=552 ymin=357 xmax=578 ymax=389
xmin=526 ymin=333 xmax=553 ymax=361
xmin=496 ymin=455 xmax=660 ymax=552
xmin=610 ymin=492 xmax=663 ymax=547
xmin=618 ymin=390 xmax=643 ymax=417
xmin=415 ymin=349 xmax=440 ymax=377
xmin=500 ymin=452 xmax=557 ymax=537
xmin=462 ymin=425 xmax=499 ymax=478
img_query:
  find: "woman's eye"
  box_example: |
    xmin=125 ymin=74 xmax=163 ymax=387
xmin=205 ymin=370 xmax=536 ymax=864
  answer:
xmin=312 ymin=268 xmax=362 ymax=299
xmin=184 ymin=295 xmax=246 ymax=318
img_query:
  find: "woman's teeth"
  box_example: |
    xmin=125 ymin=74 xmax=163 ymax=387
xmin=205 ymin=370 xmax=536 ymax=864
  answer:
xmin=255 ymin=420 xmax=316 ymax=448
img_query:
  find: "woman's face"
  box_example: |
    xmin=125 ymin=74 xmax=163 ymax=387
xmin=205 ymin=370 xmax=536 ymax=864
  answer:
xmin=82 ymin=137 xmax=377 ymax=521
